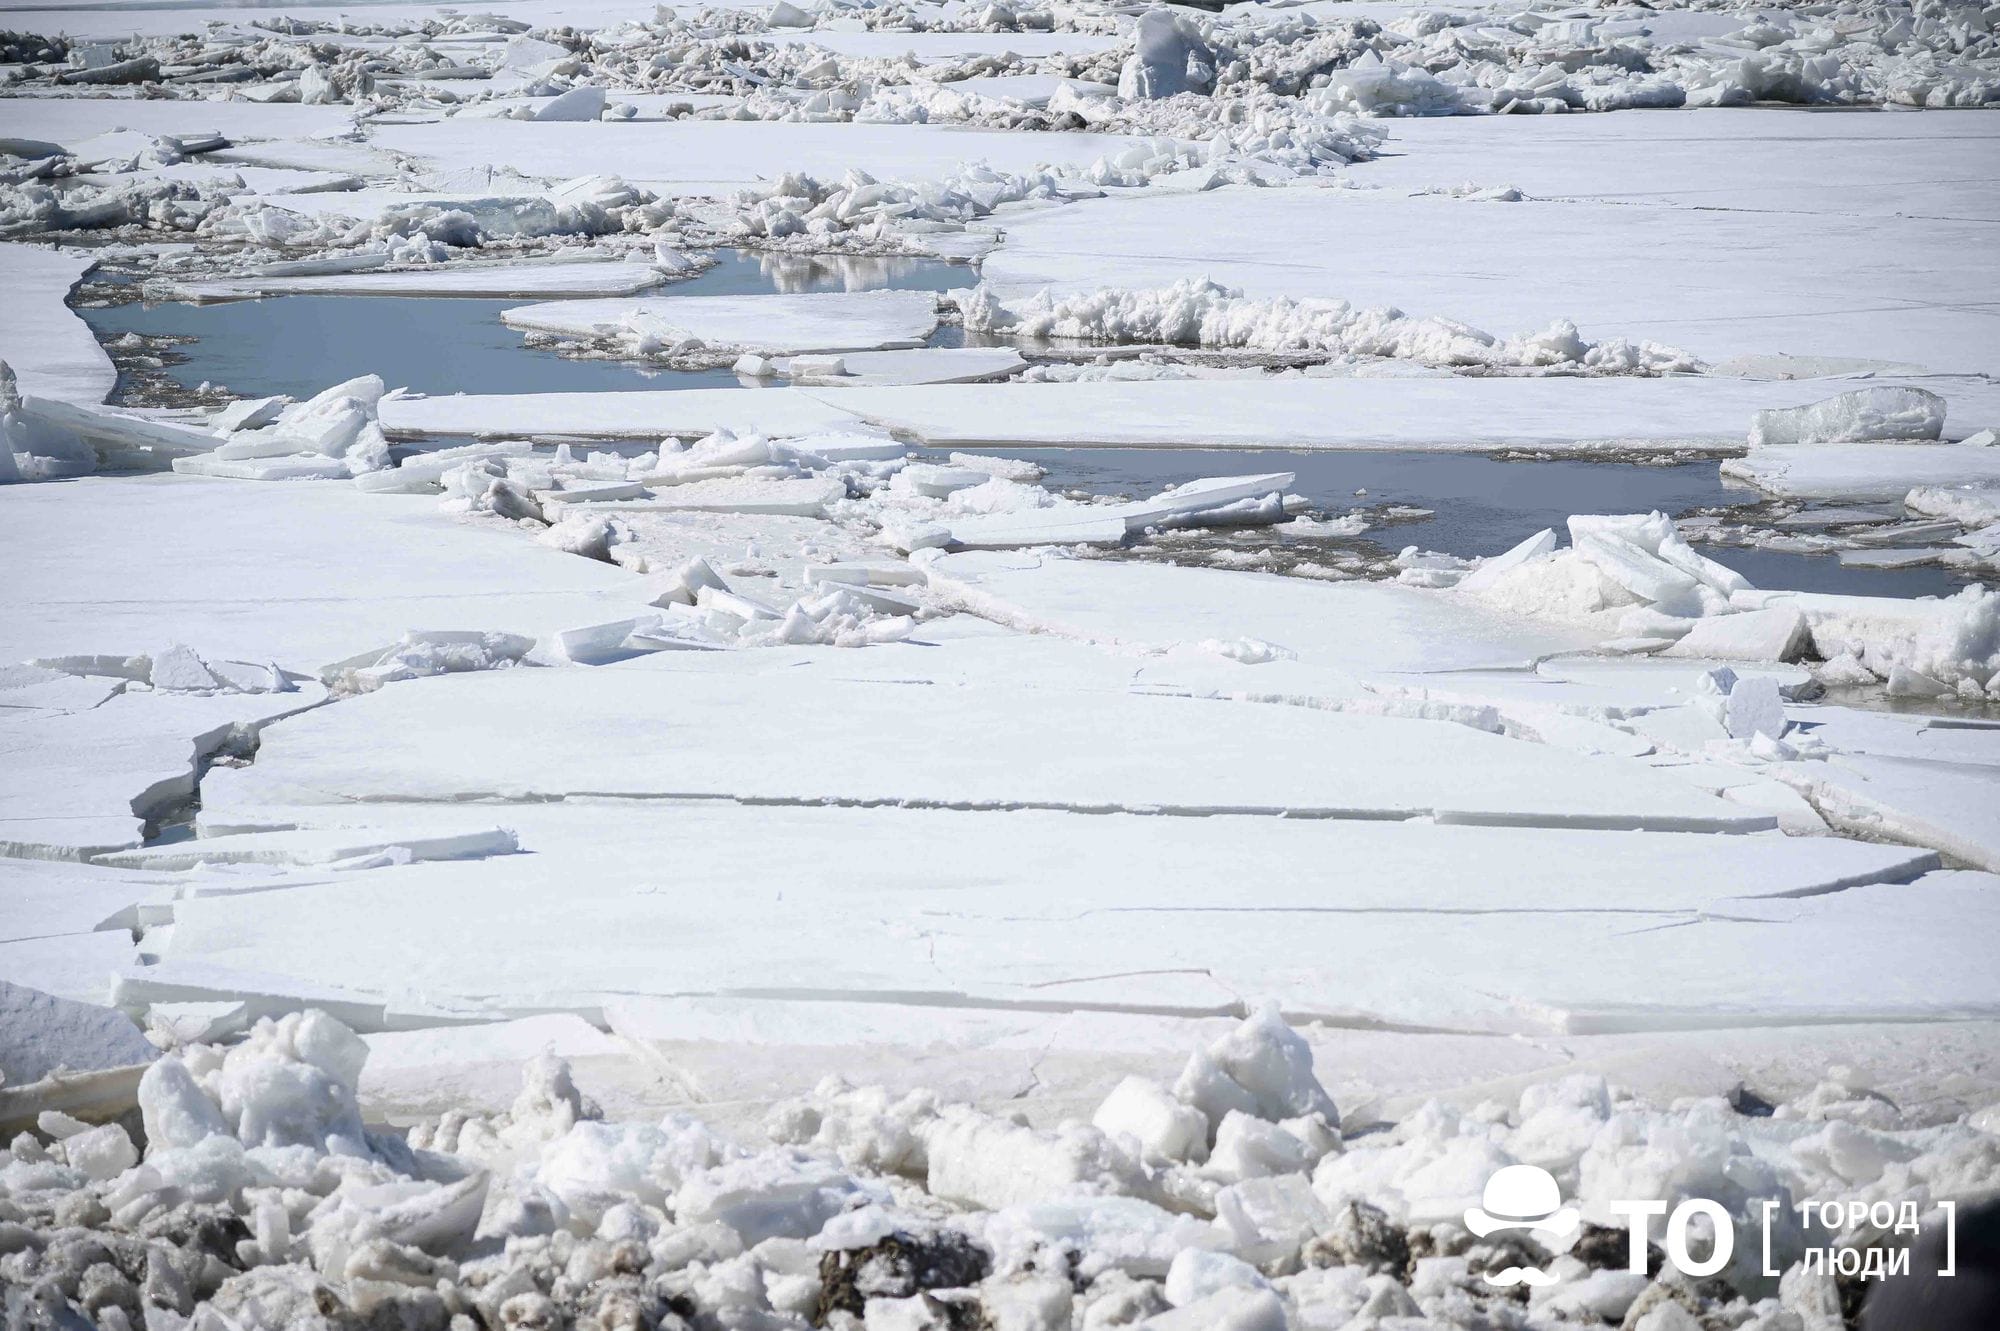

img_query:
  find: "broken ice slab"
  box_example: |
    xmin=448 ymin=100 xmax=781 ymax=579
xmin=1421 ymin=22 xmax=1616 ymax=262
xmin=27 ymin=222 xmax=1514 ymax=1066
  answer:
xmin=569 ymin=476 xmax=846 ymax=518
xmin=0 ymin=859 xmax=176 ymax=942
xmin=1780 ymin=755 xmax=2000 ymax=873
xmin=943 ymin=473 xmax=1294 ymax=549
xmin=500 ymin=289 xmax=940 ymax=356
xmin=924 ymin=550 xmax=1598 ymax=673
xmin=1748 ymin=386 xmax=1946 ymax=447
xmin=148 ymin=799 xmax=1946 ymax=1034
xmin=1836 ymin=547 xmax=1952 ymax=569
xmin=0 ymin=475 xmax=653 ymax=676
xmin=377 ymin=386 xmax=860 ymax=440
xmin=110 ymin=959 xmax=394 ymax=1034
xmin=0 ymin=684 xmax=328 ymax=860
xmin=0 ymin=980 xmax=155 ymax=1090
xmin=1658 ymin=607 xmax=1809 ymax=662
xmin=352 ymin=439 xmax=535 ymax=493
xmin=172 ymin=452 xmax=354 ymax=481
xmin=22 ymin=396 xmax=220 ymax=465
xmin=165 ymin=257 xmax=676 ymax=303
xmin=1721 ymin=442 xmax=2000 ymax=501
xmin=804 ymin=562 xmax=928 ymax=589
xmin=770 ymin=347 xmax=1026 ymax=387
xmin=95 ymin=826 xmax=519 ymax=872
xmin=200 ymin=652 xmax=1776 ymax=832
xmin=1771 ymin=507 xmax=1899 ymax=530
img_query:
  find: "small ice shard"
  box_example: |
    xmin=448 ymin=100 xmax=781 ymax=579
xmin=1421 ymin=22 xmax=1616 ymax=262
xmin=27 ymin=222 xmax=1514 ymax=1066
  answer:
xmin=211 ymin=395 xmax=287 ymax=434
xmin=1964 ymin=428 xmax=1999 ymax=447
xmin=1749 ymin=387 xmax=1947 ymax=448
xmin=1457 ymin=527 xmax=1556 ymax=593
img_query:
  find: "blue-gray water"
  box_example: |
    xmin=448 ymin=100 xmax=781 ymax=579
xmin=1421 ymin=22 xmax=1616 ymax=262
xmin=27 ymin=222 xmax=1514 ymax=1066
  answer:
xmin=969 ymin=447 xmax=1970 ymax=600
xmin=84 ymin=250 xmax=974 ymax=401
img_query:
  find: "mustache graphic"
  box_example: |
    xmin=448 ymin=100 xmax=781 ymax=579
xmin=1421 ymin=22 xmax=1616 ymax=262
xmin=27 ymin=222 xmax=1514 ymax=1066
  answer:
xmin=1482 ymin=1266 xmax=1562 ymax=1288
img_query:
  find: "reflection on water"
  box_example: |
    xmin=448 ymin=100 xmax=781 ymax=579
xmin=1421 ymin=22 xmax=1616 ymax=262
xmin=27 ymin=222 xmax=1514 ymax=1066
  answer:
xmin=970 ymin=446 xmax=1970 ymax=600
xmin=81 ymin=249 xmax=974 ymax=402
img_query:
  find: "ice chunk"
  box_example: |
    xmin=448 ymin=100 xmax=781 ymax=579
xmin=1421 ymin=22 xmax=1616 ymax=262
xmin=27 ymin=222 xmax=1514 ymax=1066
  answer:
xmin=0 ymin=981 xmax=155 ymax=1087
xmin=533 ymin=85 xmax=606 ymax=122
xmin=1173 ymin=1004 xmax=1338 ymax=1132
xmin=1749 ymin=387 xmax=1947 ymax=447
xmin=1660 ymin=608 xmax=1808 ymax=663
xmin=1164 ymin=1250 xmax=1269 ymax=1308
xmin=1093 ymin=1077 xmax=1210 ymax=1164
xmin=1119 ymin=10 xmax=1211 ymax=100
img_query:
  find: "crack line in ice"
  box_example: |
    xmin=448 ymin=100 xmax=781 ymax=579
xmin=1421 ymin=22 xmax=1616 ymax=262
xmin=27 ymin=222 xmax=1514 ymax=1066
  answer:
xmin=268 ymin=788 xmax=1770 ymax=834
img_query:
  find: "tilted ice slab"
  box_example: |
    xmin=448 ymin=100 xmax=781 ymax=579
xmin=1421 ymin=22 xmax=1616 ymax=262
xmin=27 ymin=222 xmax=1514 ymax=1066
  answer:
xmin=368 ymin=118 xmax=1137 ymax=199
xmin=165 ymin=257 xmax=676 ymax=302
xmin=926 ymin=550 xmax=1599 ymax=674
xmin=0 ymin=474 xmax=653 ymax=673
xmin=0 ymin=245 xmax=117 ymax=405
xmin=502 ymin=289 xmax=939 ymax=355
xmin=153 ymin=799 xmax=1943 ymax=1032
xmin=201 ymin=644 xmax=1770 ymax=831
xmin=1721 ymin=442 xmax=2000 ymax=501
xmin=803 ymin=375 xmax=2000 ymax=453
xmin=1778 ymin=753 xmax=2000 ymax=874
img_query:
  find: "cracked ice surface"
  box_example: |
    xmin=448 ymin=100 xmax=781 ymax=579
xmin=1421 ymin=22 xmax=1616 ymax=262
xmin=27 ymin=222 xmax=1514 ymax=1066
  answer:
xmin=4 ymin=0 xmax=2000 ymax=1324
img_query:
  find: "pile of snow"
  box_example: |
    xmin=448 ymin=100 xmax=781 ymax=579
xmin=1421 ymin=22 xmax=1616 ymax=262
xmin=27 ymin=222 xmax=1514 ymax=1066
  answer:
xmin=959 ymin=279 xmax=1700 ymax=375
xmin=4 ymin=1005 xmax=1994 ymax=1331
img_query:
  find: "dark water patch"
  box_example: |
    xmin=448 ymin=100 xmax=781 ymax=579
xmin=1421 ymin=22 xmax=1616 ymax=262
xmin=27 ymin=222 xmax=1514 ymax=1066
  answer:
xmin=954 ymin=446 xmax=1975 ymax=600
xmin=79 ymin=249 xmax=974 ymax=402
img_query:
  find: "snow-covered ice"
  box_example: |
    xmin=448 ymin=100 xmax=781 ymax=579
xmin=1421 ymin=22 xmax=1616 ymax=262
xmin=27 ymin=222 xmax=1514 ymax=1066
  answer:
xmin=5 ymin=1 xmax=2000 ymax=1324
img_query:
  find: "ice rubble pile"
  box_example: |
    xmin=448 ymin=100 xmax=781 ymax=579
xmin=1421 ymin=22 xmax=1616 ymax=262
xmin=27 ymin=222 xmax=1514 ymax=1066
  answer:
xmin=959 ymin=278 xmax=1701 ymax=376
xmin=5 ymin=1007 xmax=1997 ymax=1331
xmin=171 ymin=375 xmax=394 ymax=481
xmin=18 ymin=644 xmax=295 ymax=697
xmin=1445 ymin=510 xmax=2000 ymax=701
xmin=5 ymin=0 xmax=1992 ymax=258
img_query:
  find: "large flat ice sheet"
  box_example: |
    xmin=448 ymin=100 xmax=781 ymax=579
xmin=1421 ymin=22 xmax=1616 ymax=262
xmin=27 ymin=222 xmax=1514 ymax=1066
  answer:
xmin=369 ymin=119 xmax=1138 ymax=198
xmin=150 ymin=799 xmax=1950 ymax=1033
xmin=0 ymin=245 xmax=115 ymax=404
xmin=202 ymin=642 xmax=1770 ymax=830
xmin=1721 ymin=442 xmax=2000 ymax=500
xmin=379 ymin=386 xmax=863 ymax=438
xmin=502 ymin=289 xmax=940 ymax=354
xmin=1356 ymin=109 xmax=2000 ymax=222
xmin=979 ymin=174 xmax=2000 ymax=374
xmin=0 ymin=474 xmax=651 ymax=672
xmin=802 ymin=374 xmax=2000 ymax=452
